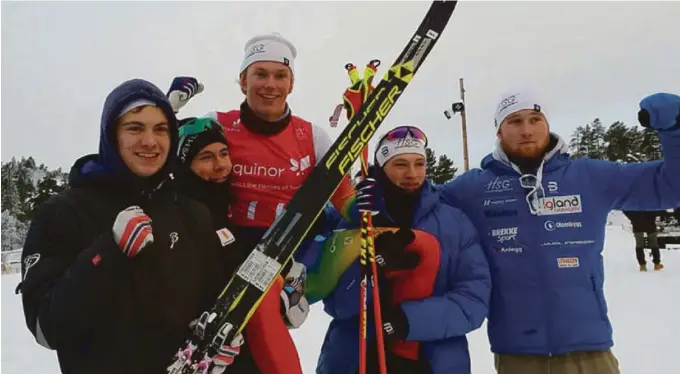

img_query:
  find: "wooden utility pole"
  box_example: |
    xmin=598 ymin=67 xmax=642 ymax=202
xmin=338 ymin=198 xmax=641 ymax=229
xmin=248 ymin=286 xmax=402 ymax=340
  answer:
xmin=459 ymin=78 xmax=470 ymax=172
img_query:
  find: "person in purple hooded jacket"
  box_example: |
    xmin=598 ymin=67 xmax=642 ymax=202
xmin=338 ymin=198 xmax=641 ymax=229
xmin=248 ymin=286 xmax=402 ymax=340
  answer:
xmin=438 ymin=90 xmax=680 ymax=374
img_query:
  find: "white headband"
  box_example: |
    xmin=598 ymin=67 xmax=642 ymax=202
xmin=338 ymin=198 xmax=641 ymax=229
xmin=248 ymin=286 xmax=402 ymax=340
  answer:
xmin=494 ymin=90 xmax=543 ymax=129
xmin=375 ymin=136 xmax=427 ymax=167
xmin=117 ymin=99 xmax=157 ymax=120
xmin=239 ymin=33 xmax=297 ymax=75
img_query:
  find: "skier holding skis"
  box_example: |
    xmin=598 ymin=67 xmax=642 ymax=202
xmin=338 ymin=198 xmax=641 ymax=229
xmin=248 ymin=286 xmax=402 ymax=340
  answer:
xmin=173 ymin=116 xmax=310 ymax=374
xmin=308 ymin=126 xmax=491 ymax=374
xmin=167 ymin=32 xmax=357 ymax=253
xmin=18 ymin=79 xmax=243 ymax=374
xmin=438 ymin=90 xmax=680 ymax=374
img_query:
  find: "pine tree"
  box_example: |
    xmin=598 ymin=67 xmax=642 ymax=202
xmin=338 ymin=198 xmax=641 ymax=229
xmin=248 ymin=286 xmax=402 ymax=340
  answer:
xmin=27 ymin=173 xmax=66 ymax=221
xmin=425 ymin=147 xmax=437 ymax=181
xmin=432 ymin=154 xmax=457 ymax=184
xmin=569 ymin=126 xmax=588 ymax=158
xmin=1 ymin=157 xmax=70 ymax=251
xmin=639 ymin=128 xmax=661 ymax=161
xmin=604 ymin=121 xmax=632 ymax=162
xmin=589 ymin=119 xmax=606 ymax=159
xmin=1 ymin=158 xmax=21 ymax=214
xmin=1 ymin=210 xmax=28 ymax=252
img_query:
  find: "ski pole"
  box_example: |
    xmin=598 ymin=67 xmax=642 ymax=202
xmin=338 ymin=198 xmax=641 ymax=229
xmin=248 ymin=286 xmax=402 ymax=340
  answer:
xmin=345 ymin=59 xmax=388 ymax=374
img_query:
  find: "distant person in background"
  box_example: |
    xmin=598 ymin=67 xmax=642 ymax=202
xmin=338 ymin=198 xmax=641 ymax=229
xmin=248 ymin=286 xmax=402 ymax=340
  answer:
xmin=622 ymin=211 xmax=664 ymax=271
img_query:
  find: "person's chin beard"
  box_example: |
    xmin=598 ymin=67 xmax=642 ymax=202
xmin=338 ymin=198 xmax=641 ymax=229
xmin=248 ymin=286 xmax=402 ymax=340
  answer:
xmin=505 ymin=137 xmax=549 ymax=160
xmin=514 ymin=145 xmax=544 ymax=159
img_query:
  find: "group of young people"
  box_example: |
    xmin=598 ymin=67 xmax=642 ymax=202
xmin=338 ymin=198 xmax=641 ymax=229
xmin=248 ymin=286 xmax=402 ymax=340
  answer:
xmin=18 ymin=31 xmax=680 ymax=374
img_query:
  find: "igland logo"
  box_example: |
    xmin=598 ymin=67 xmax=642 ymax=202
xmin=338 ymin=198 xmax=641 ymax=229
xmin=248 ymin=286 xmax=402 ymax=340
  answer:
xmin=540 ymin=195 xmax=582 ymax=215
xmin=544 ymin=220 xmax=583 ymax=231
xmin=486 ymin=177 xmax=512 ymax=193
xmin=490 ymin=227 xmax=518 ymax=243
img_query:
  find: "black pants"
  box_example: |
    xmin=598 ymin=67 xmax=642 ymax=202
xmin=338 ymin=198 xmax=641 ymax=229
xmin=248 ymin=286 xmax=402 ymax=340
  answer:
xmin=634 ymin=232 xmax=661 ymax=265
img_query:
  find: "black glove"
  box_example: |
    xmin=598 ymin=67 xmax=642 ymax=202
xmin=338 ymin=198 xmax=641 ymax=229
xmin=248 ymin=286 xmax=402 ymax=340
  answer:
xmin=637 ymin=93 xmax=680 ymax=130
xmin=374 ymin=229 xmax=419 ymax=273
xmin=377 ymin=280 xmax=409 ymax=342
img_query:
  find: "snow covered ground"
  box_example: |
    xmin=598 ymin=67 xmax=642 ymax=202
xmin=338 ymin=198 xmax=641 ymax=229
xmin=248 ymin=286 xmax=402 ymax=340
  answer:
xmin=3 ymin=215 xmax=679 ymax=373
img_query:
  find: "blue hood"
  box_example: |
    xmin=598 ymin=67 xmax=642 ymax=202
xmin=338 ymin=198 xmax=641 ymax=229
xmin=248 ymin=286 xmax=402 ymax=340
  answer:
xmin=82 ymin=79 xmax=178 ymax=177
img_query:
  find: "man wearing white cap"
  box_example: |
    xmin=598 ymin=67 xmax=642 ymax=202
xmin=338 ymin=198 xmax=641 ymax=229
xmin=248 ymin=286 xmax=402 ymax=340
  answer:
xmin=164 ymin=32 xmax=358 ymax=374
xmin=166 ymin=32 xmax=356 ymax=238
xmin=435 ymin=90 xmax=680 ymax=373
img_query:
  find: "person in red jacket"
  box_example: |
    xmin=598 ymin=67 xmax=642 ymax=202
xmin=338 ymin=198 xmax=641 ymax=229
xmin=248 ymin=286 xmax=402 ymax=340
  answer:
xmin=166 ymin=33 xmax=355 ymax=251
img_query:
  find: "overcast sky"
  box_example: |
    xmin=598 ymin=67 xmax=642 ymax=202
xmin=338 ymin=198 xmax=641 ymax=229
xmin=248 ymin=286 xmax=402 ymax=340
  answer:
xmin=2 ymin=1 xmax=680 ymax=172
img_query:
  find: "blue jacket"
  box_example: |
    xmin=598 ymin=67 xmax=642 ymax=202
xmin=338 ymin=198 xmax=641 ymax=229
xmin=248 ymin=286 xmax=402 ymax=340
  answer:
xmin=316 ymin=180 xmax=491 ymax=374
xmin=438 ymin=130 xmax=680 ymax=355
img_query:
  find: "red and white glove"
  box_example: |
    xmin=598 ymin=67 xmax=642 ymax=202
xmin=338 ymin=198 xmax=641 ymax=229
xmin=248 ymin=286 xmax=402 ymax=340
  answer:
xmin=112 ymin=206 xmax=153 ymax=257
xmin=210 ymin=322 xmax=244 ymax=373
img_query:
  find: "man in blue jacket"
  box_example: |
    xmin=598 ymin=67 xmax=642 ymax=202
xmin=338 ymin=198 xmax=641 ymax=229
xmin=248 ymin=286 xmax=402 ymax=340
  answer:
xmin=438 ymin=90 xmax=680 ymax=373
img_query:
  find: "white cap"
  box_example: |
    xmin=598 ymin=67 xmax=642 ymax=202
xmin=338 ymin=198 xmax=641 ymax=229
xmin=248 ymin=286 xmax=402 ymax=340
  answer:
xmin=494 ymin=90 xmax=543 ymax=129
xmin=116 ymin=99 xmax=157 ymax=120
xmin=375 ymin=135 xmax=427 ymax=167
xmin=239 ymin=32 xmax=297 ymax=75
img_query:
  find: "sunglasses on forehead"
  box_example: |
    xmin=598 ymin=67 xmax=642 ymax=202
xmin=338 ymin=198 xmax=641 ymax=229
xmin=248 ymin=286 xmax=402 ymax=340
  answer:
xmin=379 ymin=125 xmax=428 ymax=146
xmin=178 ymin=118 xmax=225 ymax=139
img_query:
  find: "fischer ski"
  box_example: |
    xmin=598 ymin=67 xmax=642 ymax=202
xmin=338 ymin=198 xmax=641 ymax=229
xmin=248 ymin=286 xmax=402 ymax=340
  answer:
xmin=167 ymin=1 xmax=459 ymax=372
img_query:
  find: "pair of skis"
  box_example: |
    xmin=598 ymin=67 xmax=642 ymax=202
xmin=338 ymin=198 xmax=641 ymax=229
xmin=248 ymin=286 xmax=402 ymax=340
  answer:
xmin=167 ymin=2 xmax=458 ymax=373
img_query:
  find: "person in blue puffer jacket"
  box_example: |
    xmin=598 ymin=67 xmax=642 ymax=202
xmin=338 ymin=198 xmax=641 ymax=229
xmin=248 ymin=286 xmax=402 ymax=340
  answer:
xmin=438 ymin=90 xmax=680 ymax=374
xmin=308 ymin=126 xmax=491 ymax=374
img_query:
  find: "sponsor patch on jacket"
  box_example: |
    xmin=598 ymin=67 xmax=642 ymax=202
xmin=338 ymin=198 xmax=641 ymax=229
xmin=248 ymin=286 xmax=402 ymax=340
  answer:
xmin=539 ymin=195 xmax=582 ymax=215
xmin=216 ymin=228 xmax=235 ymax=247
xmin=484 ymin=209 xmax=518 ymax=218
xmin=557 ymin=257 xmax=580 ymax=268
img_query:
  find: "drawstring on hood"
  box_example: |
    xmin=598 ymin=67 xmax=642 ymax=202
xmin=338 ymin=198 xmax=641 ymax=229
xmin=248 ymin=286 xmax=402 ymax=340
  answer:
xmin=490 ymin=133 xmax=569 ymax=215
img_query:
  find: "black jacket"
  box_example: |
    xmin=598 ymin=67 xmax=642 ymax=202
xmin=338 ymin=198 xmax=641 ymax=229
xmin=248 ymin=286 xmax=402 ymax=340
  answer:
xmin=623 ymin=210 xmax=662 ymax=233
xmin=174 ymin=166 xmax=268 ymax=374
xmin=19 ymin=155 xmax=226 ymax=374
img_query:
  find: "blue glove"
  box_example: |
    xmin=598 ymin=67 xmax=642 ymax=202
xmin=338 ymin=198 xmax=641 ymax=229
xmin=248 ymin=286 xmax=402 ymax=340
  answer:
xmin=638 ymin=93 xmax=680 ymax=131
xmin=355 ymin=177 xmax=387 ymax=217
xmin=166 ymin=76 xmax=204 ymax=113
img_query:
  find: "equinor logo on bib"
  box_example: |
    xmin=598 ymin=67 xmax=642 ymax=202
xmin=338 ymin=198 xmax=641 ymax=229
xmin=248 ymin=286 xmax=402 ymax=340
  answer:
xmin=540 ymin=195 xmax=582 ymax=215
xmin=233 ymin=163 xmax=285 ymax=178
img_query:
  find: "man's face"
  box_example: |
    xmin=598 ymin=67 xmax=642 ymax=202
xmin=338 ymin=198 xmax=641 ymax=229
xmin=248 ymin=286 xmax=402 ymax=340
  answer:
xmin=240 ymin=61 xmax=293 ymax=121
xmin=497 ymin=109 xmax=550 ymax=159
xmin=116 ymin=106 xmax=170 ymax=177
xmin=383 ymin=154 xmax=427 ymax=191
xmin=190 ymin=143 xmax=232 ymax=183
